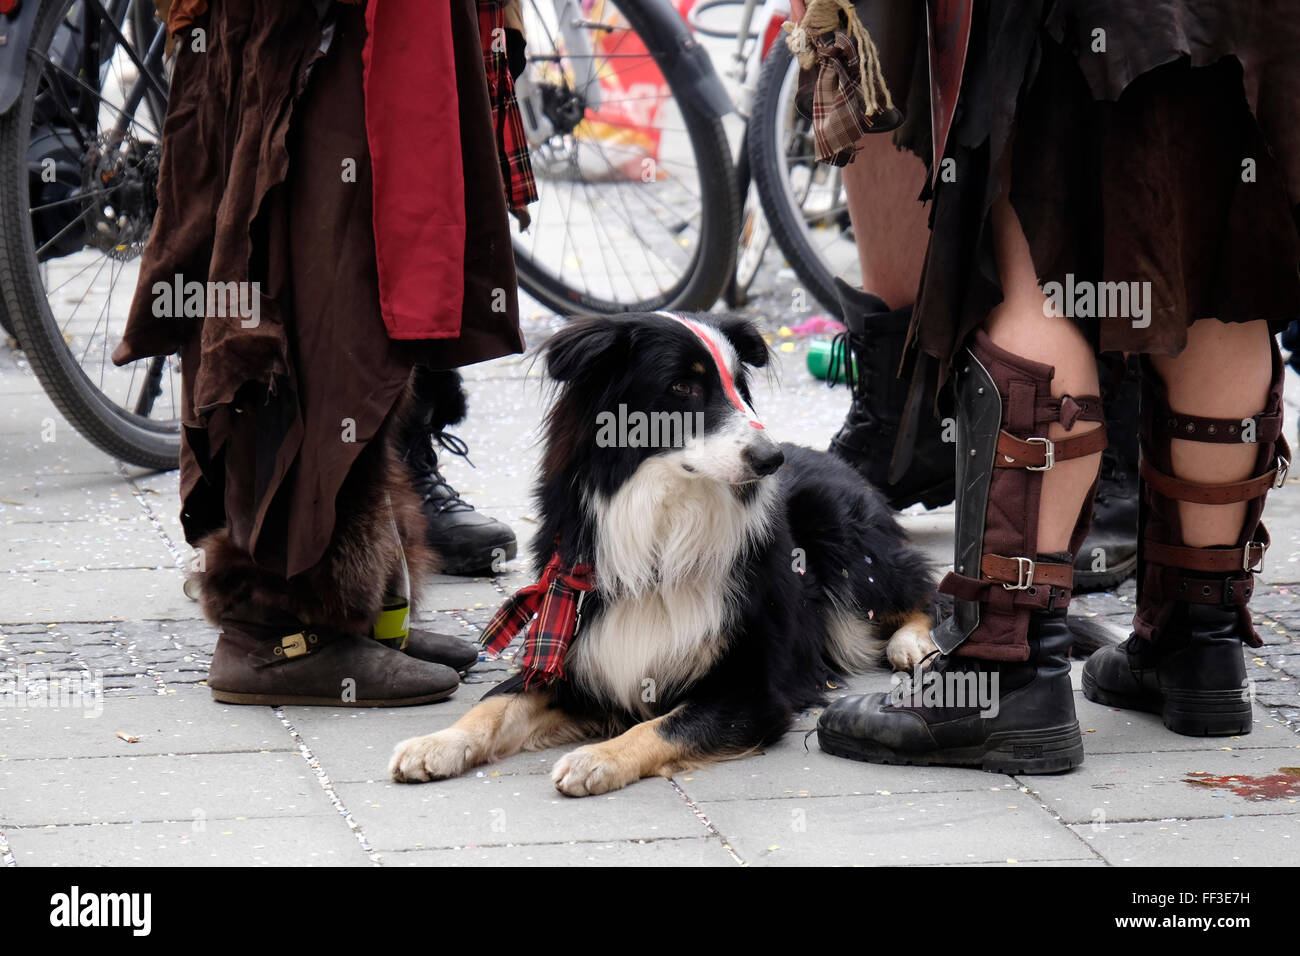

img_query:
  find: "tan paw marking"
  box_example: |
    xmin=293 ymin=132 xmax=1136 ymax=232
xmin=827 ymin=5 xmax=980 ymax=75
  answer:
xmin=886 ymin=624 xmax=938 ymax=671
xmin=551 ymin=744 xmax=634 ymax=797
xmin=389 ymin=728 xmax=474 ymax=783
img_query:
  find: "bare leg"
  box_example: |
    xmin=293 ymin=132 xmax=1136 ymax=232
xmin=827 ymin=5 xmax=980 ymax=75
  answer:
xmin=1149 ymin=319 xmax=1272 ymax=546
xmin=982 ymin=192 xmax=1103 ymax=553
xmin=842 ymin=134 xmax=930 ymax=308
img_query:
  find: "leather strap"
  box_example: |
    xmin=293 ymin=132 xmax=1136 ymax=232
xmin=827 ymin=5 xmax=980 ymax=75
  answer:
xmin=980 ymin=554 xmax=1075 ymax=588
xmin=995 ymin=426 xmax=1108 ymax=469
xmin=1157 ymin=409 xmax=1283 ymax=445
xmin=1139 ymin=458 xmax=1284 ymax=505
xmin=939 ymin=570 xmax=1071 ymax=610
xmin=1142 ymin=535 xmax=1268 ymax=574
xmin=246 ymin=631 xmax=323 ymax=667
xmin=1147 ymin=568 xmax=1255 ymax=607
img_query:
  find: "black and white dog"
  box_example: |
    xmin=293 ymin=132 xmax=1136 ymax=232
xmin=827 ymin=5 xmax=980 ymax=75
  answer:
xmin=390 ymin=313 xmax=936 ymax=796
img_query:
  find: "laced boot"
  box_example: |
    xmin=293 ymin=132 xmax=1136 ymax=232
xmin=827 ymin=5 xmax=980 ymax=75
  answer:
xmin=827 ymin=278 xmax=954 ymax=510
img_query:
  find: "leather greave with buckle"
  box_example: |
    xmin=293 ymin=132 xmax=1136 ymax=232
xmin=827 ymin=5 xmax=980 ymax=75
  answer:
xmin=1134 ymin=339 xmax=1291 ymax=647
xmin=933 ymin=330 xmax=1107 ymax=661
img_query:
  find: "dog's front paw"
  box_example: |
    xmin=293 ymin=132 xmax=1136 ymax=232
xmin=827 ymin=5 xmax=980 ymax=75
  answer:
xmin=886 ymin=622 xmax=938 ymax=671
xmin=552 ymin=744 xmax=634 ymax=797
xmin=389 ymin=728 xmax=474 ymax=783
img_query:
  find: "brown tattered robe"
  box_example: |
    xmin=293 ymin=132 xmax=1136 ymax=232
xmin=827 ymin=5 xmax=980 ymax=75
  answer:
xmin=113 ymin=1 xmax=524 ymax=607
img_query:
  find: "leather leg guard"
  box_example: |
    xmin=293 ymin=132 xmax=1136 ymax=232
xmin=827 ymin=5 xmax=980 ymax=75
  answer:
xmin=1081 ymin=340 xmax=1288 ymax=736
xmin=933 ymin=330 xmax=1107 ymax=661
xmin=1133 ymin=340 xmax=1290 ymax=646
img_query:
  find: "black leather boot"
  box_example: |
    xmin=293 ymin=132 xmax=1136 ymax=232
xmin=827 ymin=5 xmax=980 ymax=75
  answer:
xmin=1074 ymin=357 xmax=1139 ymax=592
xmin=401 ymin=368 xmax=518 ymax=575
xmin=1082 ymin=604 xmax=1251 ymax=736
xmin=827 ymin=278 xmax=954 ymax=510
xmin=818 ymin=603 xmax=1085 ymax=773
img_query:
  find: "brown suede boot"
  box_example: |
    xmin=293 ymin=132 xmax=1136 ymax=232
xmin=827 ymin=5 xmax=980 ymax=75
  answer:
xmin=209 ymin=616 xmax=459 ymax=707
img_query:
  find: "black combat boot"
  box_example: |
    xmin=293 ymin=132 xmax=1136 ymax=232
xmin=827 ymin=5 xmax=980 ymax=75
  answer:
xmin=400 ymin=368 xmax=518 ymax=575
xmin=1074 ymin=356 xmax=1140 ymax=592
xmin=818 ymin=602 xmax=1084 ymax=773
xmin=827 ymin=278 xmax=954 ymax=510
xmin=819 ymin=331 xmax=1107 ymax=773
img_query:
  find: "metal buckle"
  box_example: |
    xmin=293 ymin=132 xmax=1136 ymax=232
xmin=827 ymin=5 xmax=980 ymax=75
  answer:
xmin=1001 ymin=557 xmax=1036 ymax=590
xmin=1243 ymin=542 xmax=1265 ymax=575
xmin=280 ymin=632 xmax=308 ymax=659
xmin=1274 ymin=455 xmax=1290 ymax=489
xmin=1024 ymin=437 xmax=1055 ymax=471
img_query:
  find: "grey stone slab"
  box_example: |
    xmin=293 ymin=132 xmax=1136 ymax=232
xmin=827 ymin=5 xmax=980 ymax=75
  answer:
xmin=0 ymin=751 xmax=336 ymax=826
xmin=0 ymin=427 xmax=123 ymax=477
xmin=699 ymin=790 xmax=1092 ymax=866
xmin=4 ymin=815 xmax=370 ymax=866
xmin=284 ymin=698 xmax=484 ymax=782
xmin=2 ymin=517 xmax=177 ymax=571
xmin=0 ymin=476 xmax=141 ymax=523
xmin=1074 ymin=691 xmax=1299 ymax=754
xmin=1019 ymin=747 xmax=1300 ymax=825
xmin=0 ymin=567 xmax=193 ymax=623
xmin=380 ymin=836 xmax=734 ymax=866
xmin=677 ymin=731 xmax=999 ymax=802
xmin=336 ymin=773 xmax=705 ymax=851
xmin=418 ymin=579 xmax=515 ymax=611
xmin=1070 ymin=814 xmax=1300 ymax=866
xmin=0 ymin=691 xmax=289 ymax=759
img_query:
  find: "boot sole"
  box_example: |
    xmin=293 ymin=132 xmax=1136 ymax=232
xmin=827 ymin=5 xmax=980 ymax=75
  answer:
xmin=1081 ymin=670 xmax=1252 ymax=737
xmin=210 ymin=687 xmax=457 ymax=707
xmin=818 ymin=723 xmax=1084 ymax=775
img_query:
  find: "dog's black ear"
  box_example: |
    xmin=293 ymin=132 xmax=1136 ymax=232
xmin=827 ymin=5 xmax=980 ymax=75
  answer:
xmin=715 ymin=315 xmax=769 ymax=369
xmin=543 ymin=316 xmax=628 ymax=382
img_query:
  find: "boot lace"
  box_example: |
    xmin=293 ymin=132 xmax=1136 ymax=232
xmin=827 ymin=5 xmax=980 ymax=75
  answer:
xmin=422 ymin=431 xmax=476 ymax=515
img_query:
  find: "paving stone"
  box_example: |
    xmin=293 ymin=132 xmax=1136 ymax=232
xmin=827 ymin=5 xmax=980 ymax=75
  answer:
xmin=380 ymin=836 xmax=733 ymax=867
xmin=0 ymin=751 xmax=335 ymax=826
xmin=1019 ymin=747 xmax=1300 ymax=824
xmin=699 ymin=790 xmax=1094 ymax=866
xmin=0 ymin=691 xmax=289 ymax=759
xmin=1070 ymin=814 xmax=1300 ymax=866
xmin=1 ymin=567 xmax=193 ymax=623
xmin=336 ymin=774 xmax=705 ymax=851
xmin=1074 ymin=691 xmax=1300 ymax=754
xmin=4 ymin=815 xmax=370 ymax=866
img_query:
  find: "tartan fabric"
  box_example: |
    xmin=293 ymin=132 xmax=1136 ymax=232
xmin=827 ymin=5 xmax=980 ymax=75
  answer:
xmin=479 ymin=553 xmax=595 ymax=685
xmin=478 ymin=0 xmax=538 ymax=212
xmin=809 ymin=28 xmax=876 ymax=167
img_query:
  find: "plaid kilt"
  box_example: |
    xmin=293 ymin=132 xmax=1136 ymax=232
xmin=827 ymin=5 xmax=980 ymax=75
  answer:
xmin=478 ymin=0 xmax=538 ymax=212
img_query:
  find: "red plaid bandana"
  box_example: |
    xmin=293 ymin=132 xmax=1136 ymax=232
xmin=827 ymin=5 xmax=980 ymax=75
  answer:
xmin=479 ymin=553 xmax=595 ymax=686
xmin=478 ymin=0 xmax=538 ymax=214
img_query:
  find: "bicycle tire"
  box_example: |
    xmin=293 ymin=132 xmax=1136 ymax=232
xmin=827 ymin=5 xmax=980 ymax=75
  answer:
xmin=748 ymin=36 xmax=843 ymax=317
xmin=0 ymin=0 xmax=180 ymax=471
xmin=512 ymin=0 xmax=738 ymax=315
xmin=686 ymin=0 xmax=761 ymax=39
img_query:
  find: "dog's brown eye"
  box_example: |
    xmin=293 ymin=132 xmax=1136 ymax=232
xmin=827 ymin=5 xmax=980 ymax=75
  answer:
xmin=671 ymin=381 xmax=695 ymax=396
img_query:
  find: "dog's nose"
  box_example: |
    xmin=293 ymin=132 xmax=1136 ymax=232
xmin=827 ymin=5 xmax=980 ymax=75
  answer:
xmin=743 ymin=442 xmax=784 ymax=477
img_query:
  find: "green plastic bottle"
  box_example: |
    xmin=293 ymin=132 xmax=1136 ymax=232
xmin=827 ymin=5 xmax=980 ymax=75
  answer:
xmin=806 ymin=338 xmax=856 ymax=384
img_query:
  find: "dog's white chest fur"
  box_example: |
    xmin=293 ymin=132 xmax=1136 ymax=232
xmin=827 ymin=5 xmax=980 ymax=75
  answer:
xmin=564 ymin=457 xmax=776 ymax=716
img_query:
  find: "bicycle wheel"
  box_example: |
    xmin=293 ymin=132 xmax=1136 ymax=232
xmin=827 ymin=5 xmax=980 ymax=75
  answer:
xmin=0 ymin=0 xmax=180 ymax=470
xmin=512 ymin=0 xmax=738 ymax=314
xmin=749 ymin=34 xmax=860 ymax=317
